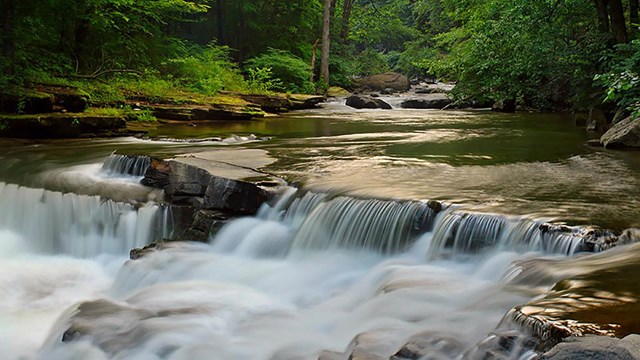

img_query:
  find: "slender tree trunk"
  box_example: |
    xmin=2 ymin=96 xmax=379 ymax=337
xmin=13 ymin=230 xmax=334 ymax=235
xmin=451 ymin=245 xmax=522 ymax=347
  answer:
xmin=2 ymin=0 xmax=15 ymax=75
xmin=593 ymin=0 xmax=610 ymax=33
xmin=339 ymin=0 xmax=355 ymax=45
xmin=631 ymin=0 xmax=639 ymax=37
xmin=310 ymin=39 xmax=319 ymax=83
xmin=609 ymin=0 xmax=628 ymax=43
xmin=216 ymin=0 xmax=224 ymax=44
xmin=320 ymin=0 xmax=331 ymax=86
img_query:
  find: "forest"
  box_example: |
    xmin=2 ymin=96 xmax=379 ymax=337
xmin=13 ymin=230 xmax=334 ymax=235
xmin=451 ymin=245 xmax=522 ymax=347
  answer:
xmin=0 ymin=0 xmax=639 ymax=116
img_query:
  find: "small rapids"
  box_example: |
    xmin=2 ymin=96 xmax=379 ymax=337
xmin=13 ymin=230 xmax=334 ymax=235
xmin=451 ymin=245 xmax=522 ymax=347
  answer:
xmin=101 ymin=153 xmax=151 ymax=177
xmin=0 ymin=181 xmax=630 ymax=360
xmin=0 ymin=182 xmax=171 ymax=257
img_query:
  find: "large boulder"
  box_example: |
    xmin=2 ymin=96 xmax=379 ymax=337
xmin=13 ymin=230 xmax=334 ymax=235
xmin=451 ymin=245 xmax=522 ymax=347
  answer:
xmin=352 ymin=72 xmax=410 ymax=92
xmin=346 ymin=95 xmax=392 ymax=110
xmin=601 ymin=116 xmax=640 ymax=149
xmin=400 ymin=94 xmax=451 ymax=109
xmin=540 ymin=335 xmax=640 ymax=360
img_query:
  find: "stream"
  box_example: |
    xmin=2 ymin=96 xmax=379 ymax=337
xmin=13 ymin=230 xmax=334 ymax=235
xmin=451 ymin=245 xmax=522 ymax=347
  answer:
xmin=1 ymin=101 xmax=640 ymax=359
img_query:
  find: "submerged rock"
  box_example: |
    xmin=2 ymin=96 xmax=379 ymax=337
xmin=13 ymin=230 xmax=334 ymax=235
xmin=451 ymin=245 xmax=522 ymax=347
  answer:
xmin=601 ymin=116 xmax=640 ymax=149
xmin=346 ymin=95 xmax=392 ymax=110
xmin=391 ymin=331 xmax=465 ymax=360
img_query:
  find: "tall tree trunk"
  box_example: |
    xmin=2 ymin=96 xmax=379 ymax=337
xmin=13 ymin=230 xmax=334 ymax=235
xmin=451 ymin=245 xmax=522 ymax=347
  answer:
xmin=593 ymin=0 xmax=610 ymax=33
xmin=320 ymin=0 xmax=331 ymax=86
xmin=310 ymin=39 xmax=319 ymax=83
xmin=339 ymin=0 xmax=355 ymax=45
xmin=631 ymin=0 xmax=639 ymax=37
xmin=609 ymin=0 xmax=628 ymax=43
xmin=2 ymin=0 xmax=15 ymax=76
xmin=216 ymin=0 xmax=224 ymax=44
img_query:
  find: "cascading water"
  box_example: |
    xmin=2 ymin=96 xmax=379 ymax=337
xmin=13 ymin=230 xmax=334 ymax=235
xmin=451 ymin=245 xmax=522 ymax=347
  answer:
xmin=212 ymin=189 xmax=600 ymax=260
xmin=0 ymin=182 xmax=171 ymax=257
xmin=101 ymin=153 xmax=151 ymax=177
xmin=0 ymin=185 xmax=630 ymax=360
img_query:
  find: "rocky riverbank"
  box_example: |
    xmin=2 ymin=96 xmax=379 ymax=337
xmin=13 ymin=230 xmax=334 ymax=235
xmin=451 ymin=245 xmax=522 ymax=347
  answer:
xmin=0 ymin=85 xmax=325 ymax=139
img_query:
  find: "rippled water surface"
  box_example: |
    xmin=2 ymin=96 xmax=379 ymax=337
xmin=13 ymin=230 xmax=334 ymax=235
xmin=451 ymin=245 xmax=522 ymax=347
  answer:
xmin=2 ymin=103 xmax=639 ymax=228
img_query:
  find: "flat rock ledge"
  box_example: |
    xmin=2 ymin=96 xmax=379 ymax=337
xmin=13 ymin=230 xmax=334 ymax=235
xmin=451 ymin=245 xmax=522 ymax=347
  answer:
xmin=0 ymin=113 xmax=134 ymax=138
xmin=141 ymin=149 xmax=284 ymax=241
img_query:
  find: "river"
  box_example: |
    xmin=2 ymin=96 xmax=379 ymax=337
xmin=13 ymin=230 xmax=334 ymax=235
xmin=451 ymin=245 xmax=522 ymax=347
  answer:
xmin=1 ymin=102 xmax=639 ymax=359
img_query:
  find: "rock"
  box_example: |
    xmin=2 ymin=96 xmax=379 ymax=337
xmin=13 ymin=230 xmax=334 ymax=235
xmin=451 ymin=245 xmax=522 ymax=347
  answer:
xmin=141 ymin=159 xmax=172 ymax=188
xmin=400 ymin=94 xmax=451 ymax=109
xmin=617 ymin=228 xmax=640 ymax=246
xmin=342 ymin=330 xmax=407 ymax=360
xmin=391 ymin=331 xmax=465 ymax=360
xmin=601 ymin=116 xmax=640 ymax=149
xmin=586 ymin=108 xmax=608 ymax=131
xmin=426 ymin=200 xmax=443 ymax=213
xmin=370 ymin=93 xmax=380 ymax=98
xmin=346 ymin=95 xmax=392 ymax=110
xmin=0 ymin=113 xmax=128 ymax=138
xmin=287 ymin=94 xmax=326 ymax=110
xmin=352 ymin=72 xmax=410 ymax=92
xmin=179 ymin=210 xmax=230 ymax=241
xmin=380 ymin=88 xmax=394 ymax=95
xmin=540 ymin=335 xmax=640 ymax=360
xmin=492 ymin=99 xmax=517 ymax=113
xmin=165 ymin=161 xmax=212 ymax=197
xmin=150 ymin=103 xmax=264 ymax=121
xmin=239 ymin=93 xmax=292 ymax=113
xmin=204 ymin=177 xmax=269 ymax=214
xmin=0 ymin=90 xmax=54 ymax=114
xmin=327 ymin=86 xmax=351 ymax=97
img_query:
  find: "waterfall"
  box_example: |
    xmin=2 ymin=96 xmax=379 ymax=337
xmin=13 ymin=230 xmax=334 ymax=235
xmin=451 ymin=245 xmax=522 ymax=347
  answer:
xmin=101 ymin=153 xmax=151 ymax=177
xmin=212 ymin=190 xmax=602 ymax=259
xmin=290 ymin=196 xmax=436 ymax=254
xmin=427 ymin=210 xmax=590 ymax=258
xmin=0 ymin=182 xmax=171 ymax=257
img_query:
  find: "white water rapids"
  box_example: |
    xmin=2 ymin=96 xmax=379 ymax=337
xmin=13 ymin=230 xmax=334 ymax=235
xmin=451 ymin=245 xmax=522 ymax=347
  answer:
xmin=0 ymin=157 xmax=605 ymax=360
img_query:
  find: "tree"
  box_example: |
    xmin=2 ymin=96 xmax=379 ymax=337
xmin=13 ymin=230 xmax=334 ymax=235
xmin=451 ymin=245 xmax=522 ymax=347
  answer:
xmin=321 ymin=0 xmax=331 ymax=85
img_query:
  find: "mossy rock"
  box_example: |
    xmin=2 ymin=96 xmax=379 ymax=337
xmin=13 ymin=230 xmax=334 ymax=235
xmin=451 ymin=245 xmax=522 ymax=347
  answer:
xmin=326 ymin=86 xmax=351 ymax=97
xmin=0 ymin=90 xmax=54 ymax=114
xmin=0 ymin=112 xmax=129 ymax=138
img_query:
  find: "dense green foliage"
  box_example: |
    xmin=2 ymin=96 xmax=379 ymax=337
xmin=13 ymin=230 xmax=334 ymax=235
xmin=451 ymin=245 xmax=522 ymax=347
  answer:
xmin=1 ymin=0 xmax=638 ymax=114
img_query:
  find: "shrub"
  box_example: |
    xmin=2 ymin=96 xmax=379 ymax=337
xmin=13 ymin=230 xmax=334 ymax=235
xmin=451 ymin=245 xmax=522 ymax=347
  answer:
xmin=163 ymin=43 xmax=246 ymax=95
xmin=245 ymin=49 xmax=312 ymax=93
xmin=595 ymin=40 xmax=640 ymax=117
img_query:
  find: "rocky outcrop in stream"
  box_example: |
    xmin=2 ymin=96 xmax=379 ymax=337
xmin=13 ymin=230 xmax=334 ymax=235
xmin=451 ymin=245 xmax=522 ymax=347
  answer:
xmin=346 ymin=95 xmax=392 ymax=109
xmin=140 ymin=149 xmax=282 ymax=241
